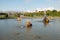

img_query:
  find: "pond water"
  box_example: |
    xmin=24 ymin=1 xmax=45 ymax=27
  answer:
xmin=0 ymin=18 xmax=60 ymax=40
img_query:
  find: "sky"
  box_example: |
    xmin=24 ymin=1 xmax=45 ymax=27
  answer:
xmin=0 ymin=0 xmax=60 ymax=11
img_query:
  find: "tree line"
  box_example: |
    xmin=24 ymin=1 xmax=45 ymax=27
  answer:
xmin=23 ymin=10 xmax=60 ymax=17
xmin=0 ymin=10 xmax=60 ymax=19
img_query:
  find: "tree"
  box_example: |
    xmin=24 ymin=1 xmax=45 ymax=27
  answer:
xmin=52 ymin=10 xmax=57 ymax=16
xmin=46 ymin=10 xmax=51 ymax=16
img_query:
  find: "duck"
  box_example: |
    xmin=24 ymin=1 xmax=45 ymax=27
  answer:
xmin=43 ymin=16 xmax=49 ymax=23
xmin=26 ymin=20 xmax=32 ymax=27
xmin=17 ymin=17 xmax=21 ymax=21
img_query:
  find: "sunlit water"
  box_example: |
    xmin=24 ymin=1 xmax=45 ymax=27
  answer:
xmin=0 ymin=18 xmax=60 ymax=40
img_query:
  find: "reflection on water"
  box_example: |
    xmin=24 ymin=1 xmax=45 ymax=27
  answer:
xmin=26 ymin=26 xmax=32 ymax=32
xmin=17 ymin=20 xmax=21 ymax=27
xmin=43 ymin=22 xmax=49 ymax=27
xmin=0 ymin=18 xmax=60 ymax=40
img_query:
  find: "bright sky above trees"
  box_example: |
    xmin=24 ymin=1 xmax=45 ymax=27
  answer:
xmin=0 ymin=0 xmax=60 ymax=11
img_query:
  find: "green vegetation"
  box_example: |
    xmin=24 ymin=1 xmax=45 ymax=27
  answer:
xmin=0 ymin=13 xmax=8 ymax=19
xmin=0 ymin=10 xmax=60 ymax=19
xmin=23 ymin=10 xmax=60 ymax=17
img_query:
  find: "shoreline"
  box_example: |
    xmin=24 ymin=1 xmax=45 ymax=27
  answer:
xmin=22 ymin=16 xmax=60 ymax=19
xmin=0 ymin=16 xmax=60 ymax=19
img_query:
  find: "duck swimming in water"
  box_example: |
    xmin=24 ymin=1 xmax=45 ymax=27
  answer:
xmin=43 ymin=16 xmax=49 ymax=23
xmin=26 ymin=20 xmax=32 ymax=27
xmin=17 ymin=17 xmax=21 ymax=21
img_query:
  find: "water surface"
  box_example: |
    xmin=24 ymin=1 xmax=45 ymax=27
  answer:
xmin=0 ymin=18 xmax=60 ymax=40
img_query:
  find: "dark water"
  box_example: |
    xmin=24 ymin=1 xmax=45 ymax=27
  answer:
xmin=0 ymin=18 xmax=60 ymax=40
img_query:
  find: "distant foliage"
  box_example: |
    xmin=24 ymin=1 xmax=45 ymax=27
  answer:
xmin=23 ymin=10 xmax=60 ymax=17
xmin=0 ymin=13 xmax=8 ymax=18
xmin=0 ymin=10 xmax=60 ymax=19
